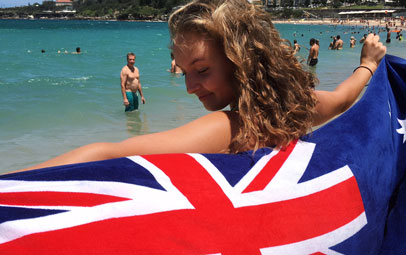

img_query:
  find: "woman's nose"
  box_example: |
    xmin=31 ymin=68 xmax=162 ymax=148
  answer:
xmin=185 ymin=74 xmax=200 ymax=94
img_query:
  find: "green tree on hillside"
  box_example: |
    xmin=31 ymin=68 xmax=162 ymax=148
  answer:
xmin=72 ymin=0 xmax=187 ymax=19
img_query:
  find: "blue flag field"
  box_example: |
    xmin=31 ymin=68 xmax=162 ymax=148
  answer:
xmin=0 ymin=55 xmax=405 ymax=254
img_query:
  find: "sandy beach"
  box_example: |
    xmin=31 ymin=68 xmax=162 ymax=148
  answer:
xmin=272 ymin=17 xmax=406 ymax=30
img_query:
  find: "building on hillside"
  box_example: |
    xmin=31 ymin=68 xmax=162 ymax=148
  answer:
xmin=55 ymin=0 xmax=73 ymax=11
xmin=55 ymin=0 xmax=73 ymax=7
xmin=338 ymin=9 xmax=396 ymax=19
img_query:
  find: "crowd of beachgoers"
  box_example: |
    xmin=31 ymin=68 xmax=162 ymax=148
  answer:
xmin=273 ymin=17 xmax=405 ymax=30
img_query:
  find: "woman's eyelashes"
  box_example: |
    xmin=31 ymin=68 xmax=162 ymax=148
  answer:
xmin=182 ymin=67 xmax=208 ymax=77
xmin=198 ymin=67 xmax=209 ymax=74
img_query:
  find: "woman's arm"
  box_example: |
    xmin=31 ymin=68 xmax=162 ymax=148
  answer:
xmin=313 ymin=34 xmax=386 ymax=126
xmin=16 ymin=111 xmax=238 ymax=172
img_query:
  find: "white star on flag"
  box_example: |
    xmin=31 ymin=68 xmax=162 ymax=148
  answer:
xmin=396 ymin=118 xmax=406 ymax=143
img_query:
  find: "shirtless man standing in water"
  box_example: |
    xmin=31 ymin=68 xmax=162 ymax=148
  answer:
xmin=334 ymin=35 xmax=344 ymax=50
xmin=307 ymin=38 xmax=319 ymax=67
xmin=120 ymin=52 xmax=145 ymax=112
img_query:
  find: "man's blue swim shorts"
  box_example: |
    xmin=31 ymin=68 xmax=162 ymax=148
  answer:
xmin=125 ymin=91 xmax=139 ymax=112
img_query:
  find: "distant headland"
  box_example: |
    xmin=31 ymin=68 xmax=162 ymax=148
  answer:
xmin=0 ymin=0 xmax=187 ymax=21
xmin=0 ymin=0 xmax=405 ymax=22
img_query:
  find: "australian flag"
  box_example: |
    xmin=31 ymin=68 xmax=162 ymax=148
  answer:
xmin=0 ymin=55 xmax=405 ymax=254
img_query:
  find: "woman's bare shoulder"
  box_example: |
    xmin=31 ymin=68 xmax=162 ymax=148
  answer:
xmin=119 ymin=111 xmax=241 ymax=155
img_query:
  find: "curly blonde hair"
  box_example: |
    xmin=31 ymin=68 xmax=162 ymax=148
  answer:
xmin=168 ymin=0 xmax=317 ymax=152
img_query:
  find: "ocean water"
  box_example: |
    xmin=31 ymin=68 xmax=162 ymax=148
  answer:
xmin=1 ymin=19 xmax=405 ymax=172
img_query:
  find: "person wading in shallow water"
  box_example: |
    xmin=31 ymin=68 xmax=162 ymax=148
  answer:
xmin=120 ymin=52 xmax=145 ymax=112
xmin=307 ymin=38 xmax=319 ymax=66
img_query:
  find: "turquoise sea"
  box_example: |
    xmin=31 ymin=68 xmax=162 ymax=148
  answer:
xmin=1 ymin=19 xmax=405 ymax=172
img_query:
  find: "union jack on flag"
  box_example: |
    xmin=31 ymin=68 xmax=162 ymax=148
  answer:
xmin=1 ymin=55 xmax=406 ymax=254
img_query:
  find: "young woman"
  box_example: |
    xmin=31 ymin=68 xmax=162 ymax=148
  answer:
xmin=17 ymin=0 xmax=386 ymax=171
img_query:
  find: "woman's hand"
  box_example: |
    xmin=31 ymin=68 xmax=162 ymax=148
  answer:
xmin=360 ymin=34 xmax=387 ymax=73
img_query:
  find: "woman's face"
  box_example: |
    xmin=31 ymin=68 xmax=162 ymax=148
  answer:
xmin=173 ymin=32 xmax=236 ymax=111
